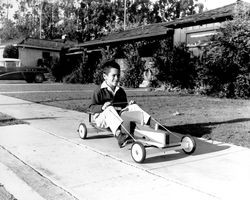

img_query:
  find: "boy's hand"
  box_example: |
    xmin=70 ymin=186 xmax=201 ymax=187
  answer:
xmin=102 ymin=102 xmax=112 ymax=110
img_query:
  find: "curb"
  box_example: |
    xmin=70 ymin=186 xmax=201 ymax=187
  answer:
xmin=0 ymin=163 xmax=46 ymax=200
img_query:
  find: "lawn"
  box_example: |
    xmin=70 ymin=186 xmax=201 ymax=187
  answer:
xmin=0 ymin=83 xmax=250 ymax=148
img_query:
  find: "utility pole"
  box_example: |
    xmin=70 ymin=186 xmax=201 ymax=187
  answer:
xmin=6 ymin=0 xmax=9 ymax=20
xmin=124 ymin=0 xmax=126 ymax=30
xmin=39 ymin=0 xmax=42 ymax=39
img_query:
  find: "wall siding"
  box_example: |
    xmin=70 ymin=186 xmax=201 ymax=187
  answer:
xmin=173 ymin=22 xmax=222 ymax=45
xmin=18 ymin=48 xmax=59 ymax=67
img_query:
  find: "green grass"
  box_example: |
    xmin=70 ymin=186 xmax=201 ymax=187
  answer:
xmin=1 ymin=83 xmax=250 ymax=148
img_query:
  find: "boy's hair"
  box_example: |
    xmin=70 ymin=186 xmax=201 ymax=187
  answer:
xmin=102 ymin=60 xmax=120 ymax=75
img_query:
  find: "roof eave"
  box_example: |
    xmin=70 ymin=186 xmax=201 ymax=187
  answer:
xmin=17 ymin=44 xmax=61 ymax=52
xmin=166 ymin=15 xmax=233 ymax=28
xmin=78 ymin=30 xmax=172 ymax=48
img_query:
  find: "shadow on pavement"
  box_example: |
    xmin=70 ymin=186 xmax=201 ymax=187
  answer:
xmin=167 ymin=118 xmax=250 ymax=138
xmin=143 ymin=138 xmax=230 ymax=164
xmin=76 ymin=118 xmax=245 ymax=164
xmin=20 ymin=117 xmax=58 ymax=121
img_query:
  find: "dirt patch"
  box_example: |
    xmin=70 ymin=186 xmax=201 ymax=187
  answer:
xmin=0 ymin=113 xmax=27 ymax=127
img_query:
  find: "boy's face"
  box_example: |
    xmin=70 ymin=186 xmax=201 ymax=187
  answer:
xmin=103 ymin=67 xmax=120 ymax=89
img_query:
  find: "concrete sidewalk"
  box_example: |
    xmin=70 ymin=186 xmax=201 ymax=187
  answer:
xmin=0 ymin=94 xmax=250 ymax=200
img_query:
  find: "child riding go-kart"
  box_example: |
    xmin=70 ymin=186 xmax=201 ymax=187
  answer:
xmin=78 ymin=101 xmax=196 ymax=163
xmin=77 ymin=60 xmax=196 ymax=163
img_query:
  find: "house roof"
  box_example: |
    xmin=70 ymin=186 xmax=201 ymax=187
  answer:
xmin=163 ymin=1 xmax=250 ymax=28
xmin=18 ymin=38 xmax=75 ymax=51
xmin=0 ymin=37 xmax=76 ymax=51
xmin=77 ymin=23 xmax=173 ymax=49
xmin=75 ymin=1 xmax=250 ymax=50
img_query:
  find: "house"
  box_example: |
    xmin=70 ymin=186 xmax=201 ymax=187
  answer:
xmin=67 ymin=1 xmax=249 ymax=86
xmin=0 ymin=37 xmax=75 ymax=67
xmin=71 ymin=1 xmax=249 ymax=56
xmin=165 ymin=0 xmax=250 ymax=55
xmin=68 ymin=23 xmax=173 ymax=80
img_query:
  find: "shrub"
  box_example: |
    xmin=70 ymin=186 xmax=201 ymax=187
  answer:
xmin=234 ymin=74 xmax=250 ymax=98
xmin=93 ymin=48 xmax=117 ymax=85
xmin=64 ymin=60 xmax=95 ymax=84
xmin=63 ymin=66 xmax=84 ymax=83
xmin=3 ymin=45 xmax=18 ymax=58
xmin=122 ymin=43 xmax=145 ymax=88
xmin=51 ymin=47 xmax=70 ymax=82
xmin=51 ymin=47 xmax=85 ymax=82
xmin=154 ymin=41 xmax=197 ymax=89
xmin=200 ymin=3 xmax=250 ymax=98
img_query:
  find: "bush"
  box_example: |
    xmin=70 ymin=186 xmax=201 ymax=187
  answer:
xmin=199 ymin=3 xmax=250 ymax=98
xmin=64 ymin=60 xmax=95 ymax=84
xmin=234 ymin=74 xmax=250 ymax=98
xmin=154 ymin=41 xmax=197 ymax=89
xmin=63 ymin=66 xmax=84 ymax=83
xmin=51 ymin=47 xmax=70 ymax=82
xmin=51 ymin=47 xmax=85 ymax=82
xmin=92 ymin=43 xmax=145 ymax=88
xmin=122 ymin=43 xmax=145 ymax=88
xmin=93 ymin=48 xmax=117 ymax=85
xmin=3 ymin=45 xmax=18 ymax=58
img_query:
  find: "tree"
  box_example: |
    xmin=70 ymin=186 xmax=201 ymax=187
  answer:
xmin=0 ymin=1 xmax=13 ymax=21
xmin=0 ymin=19 xmax=20 ymax=41
xmin=153 ymin=0 xmax=200 ymax=22
xmin=1 ymin=0 xmax=202 ymax=42
xmin=14 ymin=0 xmax=41 ymax=38
xmin=41 ymin=1 xmax=61 ymax=39
xmin=3 ymin=45 xmax=19 ymax=58
xmin=201 ymin=3 xmax=250 ymax=98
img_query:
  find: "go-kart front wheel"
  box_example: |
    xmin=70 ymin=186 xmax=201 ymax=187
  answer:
xmin=181 ymin=135 xmax=196 ymax=154
xmin=131 ymin=142 xmax=146 ymax=163
xmin=78 ymin=123 xmax=87 ymax=139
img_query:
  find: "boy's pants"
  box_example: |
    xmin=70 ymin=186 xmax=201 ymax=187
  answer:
xmin=93 ymin=104 xmax=150 ymax=136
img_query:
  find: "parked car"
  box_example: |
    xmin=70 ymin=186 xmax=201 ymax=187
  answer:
xmin=0 ymin=58 xmax=49 ymax=83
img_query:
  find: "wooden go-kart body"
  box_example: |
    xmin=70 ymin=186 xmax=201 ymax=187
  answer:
xmin=78 ymin=112 xmax=196 ymax=163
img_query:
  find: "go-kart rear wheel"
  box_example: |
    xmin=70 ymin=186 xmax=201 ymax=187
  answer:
xmin=78 ymin=123 xmax=87 ymax=139
xmin=131 ymin=142 xmax=146 ymax=163
xmin=181 ymin=135 xmax=196 ymax=154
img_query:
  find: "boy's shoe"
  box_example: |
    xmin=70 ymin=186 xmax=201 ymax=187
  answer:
xmin=116 ymin=133 xmax=129 ymax=148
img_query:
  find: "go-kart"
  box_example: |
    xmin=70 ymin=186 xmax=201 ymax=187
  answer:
xmin=78 ymin=106 xmax=196 ymax=163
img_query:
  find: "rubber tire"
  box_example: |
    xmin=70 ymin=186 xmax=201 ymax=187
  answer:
xmin=34 ymin=74 xmax=44 ymax=83
xmin=131 ymin=142 xmax=146 ymax=163
xmin=78 ymin=123 xmax=87 ymax=139
xmin=25 ymin=78 xmax=34 ymax=83
xmin=181 ymin=135 xmax=196 ymax=154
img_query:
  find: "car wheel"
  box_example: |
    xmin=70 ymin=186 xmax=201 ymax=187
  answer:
xmin=34 ymin=74 xmax=44 ymax=83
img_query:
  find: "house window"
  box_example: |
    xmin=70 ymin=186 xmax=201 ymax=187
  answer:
xmin=186 ymin=30 xmax=217 ymax=47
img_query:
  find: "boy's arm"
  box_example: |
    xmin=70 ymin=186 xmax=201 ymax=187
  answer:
xmin=89 ymin=89 xmax=103 ymax=113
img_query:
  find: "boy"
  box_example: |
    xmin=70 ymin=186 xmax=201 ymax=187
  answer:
xmin=89 ymin=60 xmax=150 ymax=148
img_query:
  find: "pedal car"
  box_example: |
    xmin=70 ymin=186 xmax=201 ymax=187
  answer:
xmin=78 ymin=110 xmax=196 ymax=163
